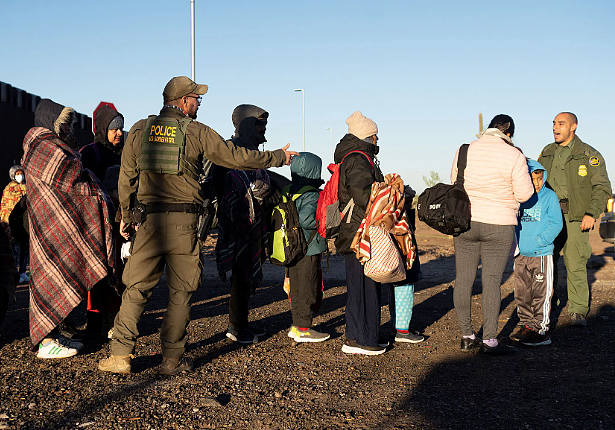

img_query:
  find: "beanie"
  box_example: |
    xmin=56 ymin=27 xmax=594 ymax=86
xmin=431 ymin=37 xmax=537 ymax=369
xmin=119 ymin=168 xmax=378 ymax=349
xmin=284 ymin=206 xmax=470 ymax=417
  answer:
xmin=346 ymin=111 xmax=378 ymax=140
xmin=108 ymin=115 xmax=124 ymax=130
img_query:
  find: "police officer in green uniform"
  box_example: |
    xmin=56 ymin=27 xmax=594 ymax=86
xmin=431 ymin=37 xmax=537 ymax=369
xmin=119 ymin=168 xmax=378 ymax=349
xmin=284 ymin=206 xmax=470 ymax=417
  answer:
xmin=98 ymin=76 xmax=298 ymax=374
xmin=538 ymin=112 xmax=611 ymax=327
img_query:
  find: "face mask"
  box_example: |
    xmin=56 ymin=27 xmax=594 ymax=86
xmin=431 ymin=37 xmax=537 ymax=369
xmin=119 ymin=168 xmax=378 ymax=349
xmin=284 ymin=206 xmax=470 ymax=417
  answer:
xmin=15 ymin=175 xmax=24 ymax=183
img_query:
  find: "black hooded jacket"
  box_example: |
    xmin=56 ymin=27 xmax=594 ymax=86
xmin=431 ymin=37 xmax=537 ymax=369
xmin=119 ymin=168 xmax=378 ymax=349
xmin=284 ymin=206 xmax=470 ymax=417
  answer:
xmin=80 ymin=105 xmax=123 ymax=184
xmin=333 ymin=134 xmax=383 ymax=254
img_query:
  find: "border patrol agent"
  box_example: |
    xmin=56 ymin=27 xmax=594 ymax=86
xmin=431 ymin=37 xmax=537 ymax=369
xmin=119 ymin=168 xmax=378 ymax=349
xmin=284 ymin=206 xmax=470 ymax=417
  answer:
xmin=99 ymin=76 xmax=298 ymax=374
xmin=538 ymin=112 xmax=611 ymax=326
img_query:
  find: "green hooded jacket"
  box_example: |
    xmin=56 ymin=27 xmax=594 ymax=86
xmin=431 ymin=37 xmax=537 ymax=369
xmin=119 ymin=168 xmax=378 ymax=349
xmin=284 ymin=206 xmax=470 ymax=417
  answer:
xmin=538 ymin=135 xmax=611 ymax=221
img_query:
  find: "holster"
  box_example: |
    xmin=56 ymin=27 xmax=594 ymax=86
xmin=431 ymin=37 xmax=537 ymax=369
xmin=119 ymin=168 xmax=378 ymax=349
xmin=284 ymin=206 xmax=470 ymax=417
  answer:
xmin=131 ymin=204 xmax=147 ymax=224
xmin=197 ymin=198 xmax=217 ymax=240
xmin=559 ymin=199 xmax=569 ymax=214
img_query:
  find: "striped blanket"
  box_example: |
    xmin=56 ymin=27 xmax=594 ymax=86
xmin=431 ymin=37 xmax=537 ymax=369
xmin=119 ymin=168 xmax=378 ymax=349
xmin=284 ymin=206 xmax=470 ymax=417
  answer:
xmin=22 ymin=127 xmax=114 ymax=346
xmin=351 ymin=173 xmax=415 ymax=269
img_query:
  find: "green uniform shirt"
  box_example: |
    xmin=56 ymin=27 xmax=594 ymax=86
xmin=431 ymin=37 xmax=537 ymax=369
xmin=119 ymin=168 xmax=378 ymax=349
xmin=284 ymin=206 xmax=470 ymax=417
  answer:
xmin=538 ymin=135 xmax=611 ymax=221
xmin=118 ymin=106 xmax=287 ymax=224
xmin=548 ymin=139 xmax=573 ymax=200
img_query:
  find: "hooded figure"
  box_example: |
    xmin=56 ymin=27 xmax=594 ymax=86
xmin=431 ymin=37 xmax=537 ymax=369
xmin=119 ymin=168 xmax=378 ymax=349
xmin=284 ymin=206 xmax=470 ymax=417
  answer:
xmin=515 ymin=159 xmax=563 ymax=257
xmin=0 ymin=165 xmax=27 ymax=229
xmin=21 ymin=98 xmax=115 ymax=349
xmin=231 ymin=104 xmax=268 ymax=149
xmin=81 ymin=105 xmax=124 ymax=184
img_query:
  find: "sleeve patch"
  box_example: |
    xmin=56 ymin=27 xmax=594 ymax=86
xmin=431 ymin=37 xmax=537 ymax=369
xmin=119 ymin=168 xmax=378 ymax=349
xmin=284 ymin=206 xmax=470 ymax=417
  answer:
xmin=589 ymin=156 xmax=600 ymax=166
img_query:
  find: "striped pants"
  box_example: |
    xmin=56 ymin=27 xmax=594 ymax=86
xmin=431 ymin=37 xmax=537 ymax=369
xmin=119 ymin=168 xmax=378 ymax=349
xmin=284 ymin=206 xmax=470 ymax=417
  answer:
xmin=513 ymin=254 xmax=554 ymax=335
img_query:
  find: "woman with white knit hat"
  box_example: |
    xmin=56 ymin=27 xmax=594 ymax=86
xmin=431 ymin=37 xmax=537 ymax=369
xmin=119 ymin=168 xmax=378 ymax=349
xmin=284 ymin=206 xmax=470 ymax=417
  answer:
xmin=334 ymin=111 xmax=386 ymax=355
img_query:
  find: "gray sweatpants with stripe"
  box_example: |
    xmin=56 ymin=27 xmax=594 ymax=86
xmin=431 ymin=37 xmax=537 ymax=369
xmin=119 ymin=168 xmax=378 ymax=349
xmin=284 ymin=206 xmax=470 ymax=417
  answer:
xmin=453 ymin=221 xmax=515 ymax=340
xmin=513 ymin=254 xmax=554 ymax=335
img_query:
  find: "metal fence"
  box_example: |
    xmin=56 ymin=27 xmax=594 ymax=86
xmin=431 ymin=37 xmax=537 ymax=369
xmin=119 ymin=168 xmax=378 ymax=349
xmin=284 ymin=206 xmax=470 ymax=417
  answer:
xmin=0 ymin=81 xmax=93 ymax=190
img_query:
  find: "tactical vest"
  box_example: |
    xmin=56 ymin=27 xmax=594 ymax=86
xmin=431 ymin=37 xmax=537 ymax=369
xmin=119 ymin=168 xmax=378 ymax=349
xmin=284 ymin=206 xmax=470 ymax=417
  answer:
xmin=138 ymin=115 xmax=201 ymax=181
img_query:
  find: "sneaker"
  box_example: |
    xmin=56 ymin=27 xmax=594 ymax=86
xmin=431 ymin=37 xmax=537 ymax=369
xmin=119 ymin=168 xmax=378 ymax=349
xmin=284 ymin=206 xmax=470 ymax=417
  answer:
xmin=479 ymin=341 xmax=518 ymax=356
xmin=395 ymin=331 xmax=425 ymax=343
xmin=570 ymin=313 xmax=587 ymax=327
xmin=520 ymin=331 xmax=552 ymax=346
xmin=226 ymin=326 xmax=258 ymax=344
xmin=98 ymin=354 xmax=133 ymax=373
xmin=247 ymin=324 xmax=266 ymax=337
xmin=37 ymin=338 xmax=78 ymax=359
xmin=159 ymin=356 xmax=193 ymax=375
xmin=510 ymin=325 xmax=532 ymax=342
xmin=341 ymin=339 xmax=386 ymax=356
xmin=288 ymin=326 xmax=330 ymax=343
xmin=55 ymin=334 xmax=84 ymax=351
xmin=18 ymin=273 xmax=29 ymax=284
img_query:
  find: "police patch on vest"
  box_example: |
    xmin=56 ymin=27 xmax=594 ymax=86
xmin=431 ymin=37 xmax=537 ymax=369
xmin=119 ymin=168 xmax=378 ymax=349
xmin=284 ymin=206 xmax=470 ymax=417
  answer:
xmin=578 ymin=165 xmax=588 ymax=177
xmin=148 ymin=124 xmax=179 ymax=144
xmin=589 ymin=156 xmax=600 ymax=167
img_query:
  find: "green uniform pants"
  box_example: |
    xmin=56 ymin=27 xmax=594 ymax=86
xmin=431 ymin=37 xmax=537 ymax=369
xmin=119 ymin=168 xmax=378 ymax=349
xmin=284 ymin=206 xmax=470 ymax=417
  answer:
xmin=553 ymin=213 xmax=592 ymax=316
xmin=111 ymin=212 xmax=202 ymax=359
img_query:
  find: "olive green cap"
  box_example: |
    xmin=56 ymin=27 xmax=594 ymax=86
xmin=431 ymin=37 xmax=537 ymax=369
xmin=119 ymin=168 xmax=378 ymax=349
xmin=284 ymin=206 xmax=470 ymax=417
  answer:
xmin=163 ymin=76 xmax=208 ymax=101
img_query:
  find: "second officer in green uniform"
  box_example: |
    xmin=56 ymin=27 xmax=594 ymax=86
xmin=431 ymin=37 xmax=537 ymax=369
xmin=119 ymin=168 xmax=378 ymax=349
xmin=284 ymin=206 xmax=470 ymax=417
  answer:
xmin=538 ymin=112 xmax=611 ymax=327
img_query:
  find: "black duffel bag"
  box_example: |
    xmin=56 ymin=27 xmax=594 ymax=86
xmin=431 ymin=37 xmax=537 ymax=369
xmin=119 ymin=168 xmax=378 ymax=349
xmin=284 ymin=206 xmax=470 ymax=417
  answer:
xmin=417 ymin=144 xmax=471 ymax=236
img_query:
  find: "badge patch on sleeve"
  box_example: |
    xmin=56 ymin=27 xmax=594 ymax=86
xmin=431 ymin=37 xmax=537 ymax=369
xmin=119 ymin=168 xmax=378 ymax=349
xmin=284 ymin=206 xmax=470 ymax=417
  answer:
xmin=589 ymin=156 xmax=600 ymax=166
xmin=578 ymin=165 xmax=588 ymax=177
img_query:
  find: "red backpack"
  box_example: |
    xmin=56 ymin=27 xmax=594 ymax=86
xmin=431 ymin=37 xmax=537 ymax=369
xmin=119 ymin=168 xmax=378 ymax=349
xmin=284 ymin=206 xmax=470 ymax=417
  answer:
xmin=316 ymin=151 xmax=374 ymax=239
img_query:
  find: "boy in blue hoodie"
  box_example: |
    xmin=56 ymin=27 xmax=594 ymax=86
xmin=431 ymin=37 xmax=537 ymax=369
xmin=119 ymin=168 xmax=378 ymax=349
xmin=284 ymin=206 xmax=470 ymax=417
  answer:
xmin=511 ymin=160 xmax=563 ymax=346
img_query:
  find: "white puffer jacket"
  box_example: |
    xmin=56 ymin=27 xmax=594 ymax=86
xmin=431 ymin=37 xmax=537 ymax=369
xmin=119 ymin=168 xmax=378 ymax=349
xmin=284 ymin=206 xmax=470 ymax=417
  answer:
xmin=450 ymin=129 xmax=534 ymax=226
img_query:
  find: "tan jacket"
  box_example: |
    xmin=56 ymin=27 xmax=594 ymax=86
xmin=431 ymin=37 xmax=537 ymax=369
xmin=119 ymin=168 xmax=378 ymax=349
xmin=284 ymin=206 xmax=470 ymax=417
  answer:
xmin=119 ymin=107 xmax=286 ymax=223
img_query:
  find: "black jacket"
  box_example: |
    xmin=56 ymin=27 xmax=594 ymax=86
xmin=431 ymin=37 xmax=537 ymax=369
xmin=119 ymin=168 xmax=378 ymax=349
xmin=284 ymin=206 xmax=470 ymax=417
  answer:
xmin=80 ymin=105 xmax=123 ymax=184
xmin=333 ymin=134 xmax=383 ymax=254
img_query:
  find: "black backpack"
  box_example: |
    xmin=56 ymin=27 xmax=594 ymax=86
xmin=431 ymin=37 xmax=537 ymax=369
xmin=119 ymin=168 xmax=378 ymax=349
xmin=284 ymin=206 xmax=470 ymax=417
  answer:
xmin=417 ymin=144 xmax=471 ymax=236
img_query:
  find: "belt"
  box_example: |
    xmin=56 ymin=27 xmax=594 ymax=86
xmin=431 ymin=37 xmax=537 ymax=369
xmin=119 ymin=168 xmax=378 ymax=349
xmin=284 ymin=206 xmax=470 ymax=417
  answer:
xmin=145 ymin=202 xmax=200 ymax=214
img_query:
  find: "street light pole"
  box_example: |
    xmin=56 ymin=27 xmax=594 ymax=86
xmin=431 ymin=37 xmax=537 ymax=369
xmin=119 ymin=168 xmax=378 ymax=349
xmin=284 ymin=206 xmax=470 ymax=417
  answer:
xmin=294 ymin=89 xmax=305 ymax=151
xmin=325 ymin=127 xmax=333 ymax=163
xmin=191 ymin=0 xmax=195 ymax=81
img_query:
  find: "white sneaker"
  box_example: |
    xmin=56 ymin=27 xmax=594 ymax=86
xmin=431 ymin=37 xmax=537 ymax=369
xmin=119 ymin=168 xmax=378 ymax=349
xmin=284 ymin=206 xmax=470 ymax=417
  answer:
xmin=55 ymin=334 xmax=84 ymax=351
xmin=19 ymin=273 xmax=29 ymax=284
xmin=37 ymin=338 xmax=78 ymax=359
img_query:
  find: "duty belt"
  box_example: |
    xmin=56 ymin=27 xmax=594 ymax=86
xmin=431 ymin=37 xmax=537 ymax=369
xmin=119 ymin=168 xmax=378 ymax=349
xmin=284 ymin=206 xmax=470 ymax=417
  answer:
xmin=145 ymin=202 xmax=201 ymax=214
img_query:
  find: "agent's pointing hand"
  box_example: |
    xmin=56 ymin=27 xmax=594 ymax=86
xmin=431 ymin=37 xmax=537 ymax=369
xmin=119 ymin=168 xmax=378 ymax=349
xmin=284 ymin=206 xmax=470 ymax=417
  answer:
xmin=281 ymin=143 xmax=299 ymax=165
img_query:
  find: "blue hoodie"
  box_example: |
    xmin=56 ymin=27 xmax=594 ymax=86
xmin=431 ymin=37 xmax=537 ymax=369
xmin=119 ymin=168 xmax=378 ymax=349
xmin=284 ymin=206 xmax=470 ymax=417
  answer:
xmin=515 ymin=160 xmax=563 ymax=257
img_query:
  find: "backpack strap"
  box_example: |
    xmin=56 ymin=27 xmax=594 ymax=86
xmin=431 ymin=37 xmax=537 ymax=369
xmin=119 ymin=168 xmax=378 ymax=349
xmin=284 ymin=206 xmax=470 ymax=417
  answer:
xmin=455 ymin=144 xmax=470 ymax=186
xmin=340 ymin=150 xmax=375 ymax=171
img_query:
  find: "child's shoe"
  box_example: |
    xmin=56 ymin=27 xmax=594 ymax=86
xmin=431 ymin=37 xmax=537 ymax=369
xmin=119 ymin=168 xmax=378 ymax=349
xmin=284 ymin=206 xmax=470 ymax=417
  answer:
xmin=288 ymin=326 xmax=330 ymax=343
xmin=520 ymin=330 xmax=552 ymax=346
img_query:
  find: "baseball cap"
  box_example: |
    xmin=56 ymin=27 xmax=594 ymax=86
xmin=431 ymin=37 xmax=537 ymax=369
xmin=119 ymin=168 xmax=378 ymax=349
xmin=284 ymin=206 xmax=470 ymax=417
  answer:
xmin=163 ymin=76 xmax=209 ymax=101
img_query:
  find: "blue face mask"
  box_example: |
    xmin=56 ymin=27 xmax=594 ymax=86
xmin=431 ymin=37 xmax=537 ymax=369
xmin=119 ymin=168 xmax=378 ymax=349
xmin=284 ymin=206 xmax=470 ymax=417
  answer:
xmin=15 ymin=174 xmax=24 ymax=183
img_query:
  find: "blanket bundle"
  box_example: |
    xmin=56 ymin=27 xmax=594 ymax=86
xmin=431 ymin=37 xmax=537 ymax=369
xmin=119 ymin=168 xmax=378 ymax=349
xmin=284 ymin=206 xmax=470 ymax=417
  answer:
xmin=351 ymin=173 xmax=415 ymax=270
xmin=22 ymin=127 xmax=114 ymax=346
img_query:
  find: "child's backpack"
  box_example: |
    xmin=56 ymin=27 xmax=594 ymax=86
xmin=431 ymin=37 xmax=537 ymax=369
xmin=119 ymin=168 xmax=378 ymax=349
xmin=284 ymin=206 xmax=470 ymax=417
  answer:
xmin=269 ymin=185 xmax=319 ymax=266
xmin=417 ymin=144 xmax=471 ymax=236
xmin=316 ymin=151 xmax=374 ymax=239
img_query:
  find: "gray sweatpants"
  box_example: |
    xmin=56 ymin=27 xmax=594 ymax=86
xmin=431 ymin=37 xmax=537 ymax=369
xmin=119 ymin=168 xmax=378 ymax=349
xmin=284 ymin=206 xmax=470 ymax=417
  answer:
xmin=453 ymin=221 xmax=515 ymax=340
xmin=513 ymin=254 xmax=554 ymax=335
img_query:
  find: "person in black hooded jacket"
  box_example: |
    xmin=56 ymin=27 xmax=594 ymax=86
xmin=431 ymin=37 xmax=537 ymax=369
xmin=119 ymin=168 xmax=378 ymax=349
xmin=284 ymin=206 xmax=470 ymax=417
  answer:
xmin=335 ymin=111 xmax=386 ymax=356
xmin=80 ymin=105 xmax=124 ymax=184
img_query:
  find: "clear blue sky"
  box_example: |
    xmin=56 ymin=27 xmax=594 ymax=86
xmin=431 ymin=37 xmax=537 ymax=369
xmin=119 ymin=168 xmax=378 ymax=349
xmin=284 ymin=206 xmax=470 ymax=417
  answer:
xmin=2 ymin=0 xmax=614 ymax=191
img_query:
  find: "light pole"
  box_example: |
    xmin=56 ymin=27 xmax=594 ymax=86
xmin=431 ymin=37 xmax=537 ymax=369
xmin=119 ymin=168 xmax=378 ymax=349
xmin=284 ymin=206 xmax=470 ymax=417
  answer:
xmin=325 ymin=127 xmax=333 ymax=163
xmin=190 ymin=0 xmax=195 ymax=80
xmin=294 ymin=89 xmax=305 ymax=151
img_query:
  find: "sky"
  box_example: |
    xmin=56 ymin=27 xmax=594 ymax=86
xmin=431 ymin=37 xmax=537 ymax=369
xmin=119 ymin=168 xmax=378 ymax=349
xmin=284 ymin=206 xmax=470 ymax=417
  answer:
xmin=2 ymin=0 xmax=614 ymax=191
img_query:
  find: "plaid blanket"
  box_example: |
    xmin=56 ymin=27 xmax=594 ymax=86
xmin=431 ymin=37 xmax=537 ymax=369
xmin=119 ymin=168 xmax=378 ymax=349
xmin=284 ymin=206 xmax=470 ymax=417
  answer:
xmin=216 ymin=169 xmax=269 ymax=291
xmin=22 ymin=127 xmax=114 ymax=346
xmin=351 ymin=173 xmax=415 ymax=269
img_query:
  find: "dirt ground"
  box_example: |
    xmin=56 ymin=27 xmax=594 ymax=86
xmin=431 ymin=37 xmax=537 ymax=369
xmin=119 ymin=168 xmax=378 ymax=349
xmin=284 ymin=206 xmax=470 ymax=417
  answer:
xmin=1 ymin=220 xmax=614 ymax=430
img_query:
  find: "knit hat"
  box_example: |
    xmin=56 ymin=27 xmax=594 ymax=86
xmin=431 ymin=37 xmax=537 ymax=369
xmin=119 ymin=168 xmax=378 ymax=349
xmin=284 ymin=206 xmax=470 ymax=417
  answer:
xmin=108 ymin=115 xmax=124 ymax=130
xmin=346 ymin=111 xmax=378 ymax=140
